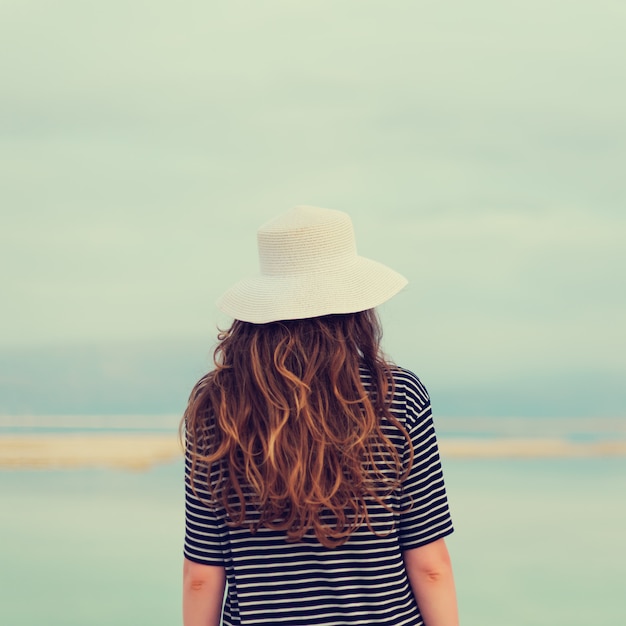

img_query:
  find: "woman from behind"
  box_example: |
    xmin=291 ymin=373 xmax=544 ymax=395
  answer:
xmin=182 ymin=206 xmax=459 ymax=626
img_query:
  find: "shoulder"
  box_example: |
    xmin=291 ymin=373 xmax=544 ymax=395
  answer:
xmin=390 ymin=366 xmax=430 ymax=404
xmin=359 ymin=364 xmax=430 ymax=405
xmin=184 ymin=371 xmax=218 ymax=452
xmin=389 ymin=366 xmax=433 ymax=427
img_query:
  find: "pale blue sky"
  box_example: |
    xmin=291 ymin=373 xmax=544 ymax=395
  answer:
xmin=1 ymin=1 xmax=625 ymax=416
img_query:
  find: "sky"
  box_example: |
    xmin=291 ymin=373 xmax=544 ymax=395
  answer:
xmin=1 ymin=0 xmax=625 ymax=417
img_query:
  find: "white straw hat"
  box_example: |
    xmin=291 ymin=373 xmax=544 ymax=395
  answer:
xmin=217 ymin=206 xmax=408 ymax=324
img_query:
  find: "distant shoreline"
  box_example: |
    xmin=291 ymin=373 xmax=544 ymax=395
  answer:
xmin=0 ymin=434 xmax=182 ymax=470
xmin=1 ymin=434 xmax=626 ymax=470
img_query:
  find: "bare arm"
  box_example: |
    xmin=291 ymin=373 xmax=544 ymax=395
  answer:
xmin=183 ymin=557 xmax=226 ymax=626
xmin=402 ymin=538 xmax=459 ymax=626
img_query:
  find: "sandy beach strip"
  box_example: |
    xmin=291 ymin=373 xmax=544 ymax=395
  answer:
xmin=1 ymin=434 xmax=626 ymax=470
xmin=0 ymin=434 xmax=182 ymax=470
xmin=440 ymin=437 xmax=626 ymax=459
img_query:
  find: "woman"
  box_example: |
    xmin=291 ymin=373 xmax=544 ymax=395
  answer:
xmin=182 ymin=206 xmax=459 ymax=626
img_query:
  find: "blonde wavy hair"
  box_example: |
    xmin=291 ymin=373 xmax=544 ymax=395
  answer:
xmin=182 ymin=309 xmax=413 ymax=548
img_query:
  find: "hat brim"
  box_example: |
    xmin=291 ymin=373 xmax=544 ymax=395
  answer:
xmin=217 ymin=256 xmax=408 ymax=324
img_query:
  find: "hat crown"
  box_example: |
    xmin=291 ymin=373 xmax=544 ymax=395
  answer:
xmin=258 ymin=206 xmax=357 ymax=276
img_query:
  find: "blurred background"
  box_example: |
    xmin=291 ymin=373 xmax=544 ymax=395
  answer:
xmin=1 ymin=1 xmax=625 ymax=625
xmin=2 ymin=0 xmax=625 ymax=417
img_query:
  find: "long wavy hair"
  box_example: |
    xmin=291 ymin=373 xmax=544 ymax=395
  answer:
xmin=182 ymin=309 xmax=413 ymax=548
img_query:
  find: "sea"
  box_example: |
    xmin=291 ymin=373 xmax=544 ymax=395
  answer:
xmin=1 ymin=415 xmax=625 ymax=626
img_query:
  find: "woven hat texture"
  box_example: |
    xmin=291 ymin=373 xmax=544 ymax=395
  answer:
xmin=217 ymin=205 xmax=407 ymax=324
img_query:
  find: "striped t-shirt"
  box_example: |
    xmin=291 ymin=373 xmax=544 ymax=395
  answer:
xmin=184 ymin=366 xmax=454 ymax=626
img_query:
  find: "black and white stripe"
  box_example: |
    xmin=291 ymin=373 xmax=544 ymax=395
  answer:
xmin=184 ymin=367 xmax=453 ymax=626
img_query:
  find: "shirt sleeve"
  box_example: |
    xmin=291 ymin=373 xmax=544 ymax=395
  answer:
xmin=396 ymin=369 xmax=454 ymax=551
xmin=183 ymin=448 xmax=227 ymax=565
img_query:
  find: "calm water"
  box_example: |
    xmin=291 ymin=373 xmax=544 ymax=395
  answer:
xmin=1 ymin=437 xmax=625 ymax=625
